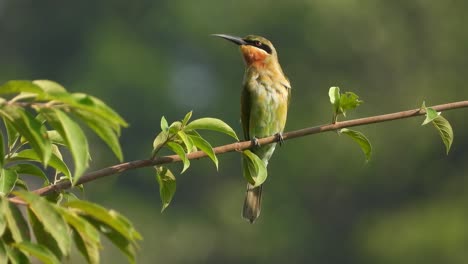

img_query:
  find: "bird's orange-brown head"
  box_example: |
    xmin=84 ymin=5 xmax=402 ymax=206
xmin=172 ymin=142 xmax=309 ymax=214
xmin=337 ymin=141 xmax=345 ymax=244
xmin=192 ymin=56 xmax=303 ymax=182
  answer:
xmin=212 ymin=34 xmax=277 ymax=69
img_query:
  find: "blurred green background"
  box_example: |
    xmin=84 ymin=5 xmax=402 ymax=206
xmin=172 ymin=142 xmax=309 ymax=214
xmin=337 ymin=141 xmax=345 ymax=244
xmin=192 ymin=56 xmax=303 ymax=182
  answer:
xmin=2 ymin=1 xmax=468 ymax=263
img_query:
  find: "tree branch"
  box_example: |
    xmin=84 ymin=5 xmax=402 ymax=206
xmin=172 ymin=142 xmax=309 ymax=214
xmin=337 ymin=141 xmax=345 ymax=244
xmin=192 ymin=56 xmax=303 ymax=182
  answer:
xmin=9 ymin=100 xmax=468 ymax=204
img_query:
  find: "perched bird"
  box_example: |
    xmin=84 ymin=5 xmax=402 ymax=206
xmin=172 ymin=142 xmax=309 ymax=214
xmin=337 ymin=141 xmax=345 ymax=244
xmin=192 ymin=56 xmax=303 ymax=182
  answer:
xmin=212 ymin=34 xmax=291 ymax=223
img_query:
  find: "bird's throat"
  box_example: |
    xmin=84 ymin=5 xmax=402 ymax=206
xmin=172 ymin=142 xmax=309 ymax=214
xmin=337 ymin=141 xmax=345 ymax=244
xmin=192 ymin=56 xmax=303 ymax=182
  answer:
xmin=240 ymin=45 xmax=268 ymax=68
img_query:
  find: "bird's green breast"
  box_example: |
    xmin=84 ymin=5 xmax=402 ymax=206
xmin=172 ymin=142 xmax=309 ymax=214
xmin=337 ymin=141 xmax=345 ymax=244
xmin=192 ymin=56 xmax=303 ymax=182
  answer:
xmin=242 ymin=67 xmax=289 ymax=163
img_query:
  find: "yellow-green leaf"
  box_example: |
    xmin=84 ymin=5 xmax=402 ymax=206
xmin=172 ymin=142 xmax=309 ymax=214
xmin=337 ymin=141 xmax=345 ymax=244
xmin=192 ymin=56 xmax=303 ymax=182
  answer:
xmin=187 ymin=134 xmax=218 ymax=170
xmin=40 ymin=108 xmax=89 ymax=183
xmin=167 ymin=142 xmax=190 ymax=173
xmin=156 ymin=166 xmax=176 ymax=212
xmin=14 ymin=241 xmax=61 ymax=264
xmin=340 ymin=128 xmax=372 ymax=162
xmin=13 ymin=191 xmax=71 ymax=257
xmin=185 ymin=117 xmax=238 ymax=140
xmin=432 ymin=115 xmax=453 ymax=154
xmin=242 ymin=150 xmax=267 ymax=187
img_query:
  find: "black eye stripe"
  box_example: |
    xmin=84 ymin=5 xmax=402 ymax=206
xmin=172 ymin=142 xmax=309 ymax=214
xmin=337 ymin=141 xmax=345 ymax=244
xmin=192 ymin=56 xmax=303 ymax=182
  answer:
xmin=245 ymin=40 xmax=272 ymax=54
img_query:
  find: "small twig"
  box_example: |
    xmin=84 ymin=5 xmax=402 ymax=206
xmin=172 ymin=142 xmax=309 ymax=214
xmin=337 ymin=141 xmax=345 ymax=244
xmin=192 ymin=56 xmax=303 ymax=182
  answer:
xmin=8 ymin=100 xmax=468 ymax=204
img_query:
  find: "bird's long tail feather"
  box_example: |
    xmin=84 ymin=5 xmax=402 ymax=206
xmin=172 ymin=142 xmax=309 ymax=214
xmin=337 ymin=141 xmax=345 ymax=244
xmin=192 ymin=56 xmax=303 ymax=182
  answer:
xmin=242 ymin=183 xmax=263 ymax=223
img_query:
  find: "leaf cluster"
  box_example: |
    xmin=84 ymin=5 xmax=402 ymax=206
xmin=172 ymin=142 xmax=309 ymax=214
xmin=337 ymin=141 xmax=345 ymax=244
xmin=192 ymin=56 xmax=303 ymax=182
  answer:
xmin=0 ymin=80 xmax=140 ymax=263
xmin=152 ymin=112 xmax=238 ymax=211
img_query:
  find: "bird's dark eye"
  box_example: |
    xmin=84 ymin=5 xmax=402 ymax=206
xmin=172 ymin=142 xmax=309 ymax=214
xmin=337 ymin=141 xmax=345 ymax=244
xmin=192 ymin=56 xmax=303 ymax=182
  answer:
xmin=255 ymin=41 xmax=262 ymax=47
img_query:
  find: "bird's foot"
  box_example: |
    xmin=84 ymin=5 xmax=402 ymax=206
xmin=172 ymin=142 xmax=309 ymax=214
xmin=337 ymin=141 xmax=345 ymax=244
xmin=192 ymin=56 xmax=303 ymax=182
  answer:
xmin=275 ymin=132 xmax=284 ymax=146
xmin=251 ymin=137 xmax=260 ymax=148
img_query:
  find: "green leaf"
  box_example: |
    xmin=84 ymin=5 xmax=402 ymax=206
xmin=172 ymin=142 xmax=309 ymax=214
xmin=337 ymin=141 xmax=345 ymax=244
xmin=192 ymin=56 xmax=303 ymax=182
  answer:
xmin=168 ymin=121 xmax=182 ymax=135
xmin=70 ymin=93 xmax=128 ymax=127
xmin=4 ymin=119 xmax=19 ymax=150
xmin=58 ymin=207 xmax=101 ymax=264
xmin=10 ymin=164 xmax=49 ymax=185
xmin=32 ymin=80 xmax=66 ymax=94
xmin=242 ymin=150 xmax=268 ymax=187
xmin=167 ymin=142 xmax=190 ymax=173
xmin=160 ymin=116 xmax=168 ymax=132
xmin=0 ymin=131 xmax=4 ymax=168
xmin=0 ymin=197 xmax=6 ymax=236
xmin=0 ymin=240 xmax=7 ymax=264
xmin=340 ymin=128 xmax=372 ymax=162
xmin=185 ymin=117 xmax=239 ymax=140
xmin=177 ymin=131 xmax=194 ymax=154
xmin=0 ymin=80 xmax=45 ymax=96
xmin=339 ymin=91 xmax=363 ymax=116
xmin=64 ymin=200 xmax=142 ymax=242
xmin=28 ymin=208 xmax=62 ymax=260
xmin=329 ymin=86 xmax=341 ymax=113
xmin=46 ymin=131 xmax=66 ymax=146
xmin=0 ymin=169 xmax=18 ymax=196
xmin=182 ymin=111 xmax=193 ymax=126
xmin=187 ymin=134 xmax=218 ymax=169
xmin=84 ymin=217 xmax=136 ymax=264
xmin=40 ymin=108 xmax=89 ymax=183
xmin=422 ymin=107 xmax=440 ymax=126
xmin=72 ymin=109 xmax=123 ymax=161
xmin=14 ymin=241 xmax=61 ymax=264
xmin=432 ymin=115 xmax=454 ymax=154
xmin=0 ymin=105 xmax=51 ymax=165
xmin=13 ymin=191 xmax=71 ymax=257
xmin=9 ymin=149 xmax=71 ymax=180
xmin=3 ymin=199 xmax=30 ymax=242
xmin=5 ymin=244 xmax=29 ymax=264
xmin=152 ymin=131 xmax=168 ymax=155
xmin=156 ymin=166 xmax=176 ymax=212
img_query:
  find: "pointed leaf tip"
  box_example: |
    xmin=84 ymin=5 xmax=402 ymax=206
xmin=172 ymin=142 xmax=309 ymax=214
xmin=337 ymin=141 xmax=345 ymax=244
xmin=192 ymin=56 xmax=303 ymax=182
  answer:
xmin=340 ymin=128 xmax=372 ymax=162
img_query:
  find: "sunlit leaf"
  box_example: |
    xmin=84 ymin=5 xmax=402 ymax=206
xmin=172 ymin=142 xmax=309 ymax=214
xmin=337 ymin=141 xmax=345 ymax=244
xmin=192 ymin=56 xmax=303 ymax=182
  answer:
xmin=0 ymin=197 xmax=6 ymax=236
xmin=168 ymin=121 xmax=182 ymax=135
xmin=160 ymin=116 xmax=168 ymax=132
xmin=152 ymin=131 xmax=168 ymax=155
xmin=242 ymin=150 xmax=267 ymax=187
xmin=64 ymin=200 xmax=142 ymax=241
xmin=339 ymin=92 xmax=363 ymax=116
xmin=28 ymin=208 xmax=62 ymax=259
xmin=422 ymin=104 xmax=440 ymax=125
xmin=84 ymin=217 xmax=136 ymax=264
xmin=4 ymin=119 xmax=19 ymax=150
xmin=5 ymin=244 xmax=29 ymax=264
xmin=182 ymin=111 xmax=192 ymax=126
xmin=0 ymin=131 xmax=4 ymax=168
xmin=156 ymin=166 xmax=176 ymax=212
xmin=40 ymin=108 xmax=89 ymax=183
xmin=187 ymin=134 xmax=218 ymax=169
xmin=167 ymin=142 xmax=190 ymax=173
xmin=0 ymin=169 xmax=18 ymax=196
xmin=432 ymin=115 xmax=453 ymax=154
xmin=72 ymin=109 xmax=123 ymax=161
xmin=14 ymin=191 xmax=71 ymax=257
xmin=14 ymin=241 xmax=61 ymax=264
xmin=0 ymin=80 xmax=45 ymax=96
xmin=340 ymin=128 xmax=372 ymax=162
xmin=177 ymin=131 xmax=194 ymax=154
xmin=0 ymin=239 xmax=7 ymax=264
xmin=0 ymin=105 xmax=51 ymax=165
xmin=9 ymin=149 xmax=71 ymax=180
xmin=185 ymin=117 xmax=238 ymax=140
xmin=58 ymin=207 xmax=101 ymax=264
xmin=329 ymin=86 xmax=340 ymax=113
xmin=3 ymin=199 xmax=30 ymax=242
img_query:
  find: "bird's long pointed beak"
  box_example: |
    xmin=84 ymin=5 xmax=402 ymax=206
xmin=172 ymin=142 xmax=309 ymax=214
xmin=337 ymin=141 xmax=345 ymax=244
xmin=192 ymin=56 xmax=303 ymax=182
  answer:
xmin=211 ymin=34 xmax=247 ymax=45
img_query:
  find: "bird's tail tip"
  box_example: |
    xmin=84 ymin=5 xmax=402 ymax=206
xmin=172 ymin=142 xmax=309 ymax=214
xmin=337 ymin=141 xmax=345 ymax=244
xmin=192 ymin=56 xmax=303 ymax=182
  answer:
xmin=242 ymin=183 xmax=263 ymax=224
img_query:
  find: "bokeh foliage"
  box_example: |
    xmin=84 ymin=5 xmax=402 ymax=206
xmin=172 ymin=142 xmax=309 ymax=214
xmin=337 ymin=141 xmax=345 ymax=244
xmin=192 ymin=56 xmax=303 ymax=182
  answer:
xmin=1 ymin=0 xmax=468 ymax=263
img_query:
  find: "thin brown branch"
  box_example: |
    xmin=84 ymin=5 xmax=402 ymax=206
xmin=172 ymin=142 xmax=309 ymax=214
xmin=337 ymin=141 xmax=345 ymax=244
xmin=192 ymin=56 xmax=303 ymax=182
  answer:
xmin=8 ymin=100 xmax=468 ymax=204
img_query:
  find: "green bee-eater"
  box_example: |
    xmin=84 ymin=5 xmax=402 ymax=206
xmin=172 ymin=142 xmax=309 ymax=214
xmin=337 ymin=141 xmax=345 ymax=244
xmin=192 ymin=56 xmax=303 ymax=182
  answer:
xmin=213 ymin=34 xmax=291 ymax=223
